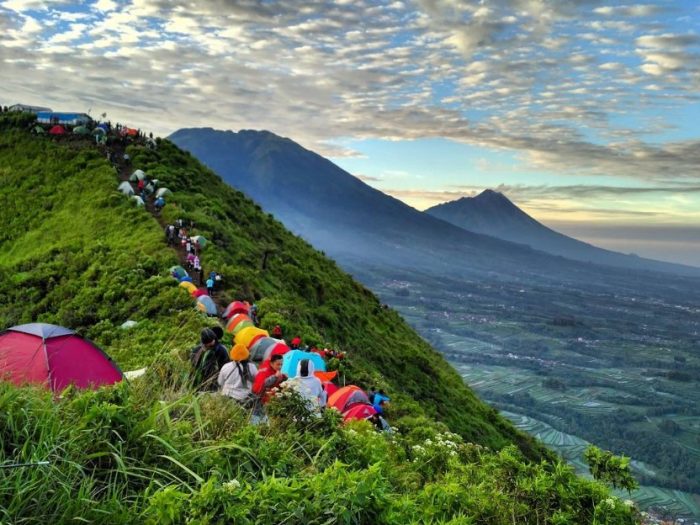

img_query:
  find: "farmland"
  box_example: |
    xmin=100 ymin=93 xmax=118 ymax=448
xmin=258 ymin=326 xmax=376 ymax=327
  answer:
xmin=356 ymin=265 xmax=700 ymax=520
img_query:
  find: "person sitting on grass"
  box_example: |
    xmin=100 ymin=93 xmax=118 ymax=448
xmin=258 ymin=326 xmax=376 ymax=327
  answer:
xmin=284 ymin=359 xmax=325 ymax=412
xmin=252 ymin=354 xmax=287 ymax=404
xmin=218 ymin=344 xmax=258 ymax=409
xmin=190 ymin=327 xmax=230 ymax=391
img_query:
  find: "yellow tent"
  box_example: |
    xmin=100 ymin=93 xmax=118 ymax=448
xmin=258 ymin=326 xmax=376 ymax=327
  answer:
xmin=235 ymin=326 xmax=269 ymax=349
xmin=179 ymin=281 xmax=197 ymax=294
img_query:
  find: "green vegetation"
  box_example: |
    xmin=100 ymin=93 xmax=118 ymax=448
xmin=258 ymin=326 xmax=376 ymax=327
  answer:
xmin=0 ymin=114 xmax=639 ymax=523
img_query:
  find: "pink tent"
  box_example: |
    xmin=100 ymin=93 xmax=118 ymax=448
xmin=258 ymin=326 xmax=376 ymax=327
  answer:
xmin=343 ymin=404 xmax=377 ymax=423
xmin=0 ymin=323 xmax=122 ymax=392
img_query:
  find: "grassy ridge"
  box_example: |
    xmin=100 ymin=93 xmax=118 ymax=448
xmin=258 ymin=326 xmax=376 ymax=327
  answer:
xmin=0 ymin=115 xmax=639 ymax=523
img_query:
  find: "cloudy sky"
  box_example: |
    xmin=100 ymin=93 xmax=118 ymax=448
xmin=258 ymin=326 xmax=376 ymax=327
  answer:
xmin=1 ymin=0 xmax=699 ymax=265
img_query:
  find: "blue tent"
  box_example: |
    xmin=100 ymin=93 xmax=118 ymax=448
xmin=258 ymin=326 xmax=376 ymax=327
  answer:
xmin=196 ymin=295 xmax=217 ymax=316
xmin=179 ymin=276 xmax=193 ymax=283
xmin=281 ymin=350 xmax=326 ymax=378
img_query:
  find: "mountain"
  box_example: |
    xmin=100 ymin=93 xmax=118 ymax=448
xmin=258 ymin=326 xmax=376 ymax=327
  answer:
xmin=169 ymin=127 xmax=700 ymax=279
xmin=0 ymin=111 xmax=644 ymax=523
xmin=425 ymin=190 xmax=695 ymax=273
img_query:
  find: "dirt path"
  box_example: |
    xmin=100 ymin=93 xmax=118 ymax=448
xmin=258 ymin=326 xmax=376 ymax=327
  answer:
xmin=106 ymin=140 xmax=227 ymax=314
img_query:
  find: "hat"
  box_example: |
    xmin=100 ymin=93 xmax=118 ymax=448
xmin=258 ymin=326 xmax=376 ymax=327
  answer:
xmin=291 ymin=337 xmax=302 ymax=346
xmin=201 ymin=328 xmax=217 ymax=345
xmin=229 ymin=344 xmax=249 ymax=362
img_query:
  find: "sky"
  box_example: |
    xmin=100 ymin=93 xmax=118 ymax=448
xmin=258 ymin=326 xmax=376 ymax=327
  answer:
xmin=1 ymin=0 xmax=699 ymax=265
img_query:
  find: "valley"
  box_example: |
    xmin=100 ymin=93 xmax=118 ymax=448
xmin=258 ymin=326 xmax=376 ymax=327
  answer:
xmin=357 ymin=265 xmax=700 ymax=519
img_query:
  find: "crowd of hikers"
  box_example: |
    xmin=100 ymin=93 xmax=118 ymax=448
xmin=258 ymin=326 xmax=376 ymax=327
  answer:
xmin=190 ymin=323 xmax=391 ymax=430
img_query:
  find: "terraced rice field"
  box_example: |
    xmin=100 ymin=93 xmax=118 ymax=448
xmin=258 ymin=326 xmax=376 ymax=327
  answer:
xmin=500 ymin=412 xmax=700 ymax=519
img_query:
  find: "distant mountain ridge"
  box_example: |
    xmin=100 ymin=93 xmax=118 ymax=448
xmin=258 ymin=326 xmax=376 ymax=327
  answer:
xmin=168 ymin=127 xmax=700 ymax=278
xmin=425 ymin=190 xmax=692 ymax=273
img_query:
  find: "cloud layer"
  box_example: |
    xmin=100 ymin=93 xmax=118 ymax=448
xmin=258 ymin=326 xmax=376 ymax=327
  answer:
xmin=1 ymin=0 xmax=699 ymax=188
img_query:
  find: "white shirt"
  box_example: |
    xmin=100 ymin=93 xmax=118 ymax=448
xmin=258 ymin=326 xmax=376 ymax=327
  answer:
xmin=218 ymin=361 xmax=257 ymax=401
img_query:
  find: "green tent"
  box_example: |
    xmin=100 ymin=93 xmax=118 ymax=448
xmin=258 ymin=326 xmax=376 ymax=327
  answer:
xmin=192 ymin=235 xmax=207 ymax=249
xmin=32 ymin=126 xmax=46 ymax=135
xmin=73 ymin=126 xmax=91 ymax=136
xmin=155 ymin=188 xmax=172 ymax=199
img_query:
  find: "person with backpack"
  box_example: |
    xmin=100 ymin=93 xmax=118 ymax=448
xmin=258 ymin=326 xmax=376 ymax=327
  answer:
xmin=191 ymin=327 xmax=230 ymax=391
xmin=218 ymin=344 xmax=258 ymax=408
xmin=206 ymin=275 xmax=215 ymax=296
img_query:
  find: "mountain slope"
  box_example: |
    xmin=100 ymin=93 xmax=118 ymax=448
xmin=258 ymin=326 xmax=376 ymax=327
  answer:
xmin=169 ymin=128 xmax=700 ymax=279
xmin=0 ymin=113 xmax=643 ymax=523
xmin=425 ymin=190 xmax=695 ymax=273
xmin=0 ymin=113 xmax=542 ymax=453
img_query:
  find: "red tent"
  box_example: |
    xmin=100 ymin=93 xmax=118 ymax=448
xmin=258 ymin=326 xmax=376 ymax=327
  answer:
xmin=222 ymin=301 xmax=249 ymax=320
xmin=0 ymin=323 xmax=123 ymax=392
xmin=343 ymin=403 xmax=377 ymax=423
xmin=48 ymin=125 xmax=66 ymax=135
xmin=191 ymin=289 xmax=208 ymax=298
xmin=327 ymin=385 xmax=370 ymax=413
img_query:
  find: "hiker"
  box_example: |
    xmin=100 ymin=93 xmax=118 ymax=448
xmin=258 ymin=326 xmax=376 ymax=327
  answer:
xmin=185 ymin=238 xmax=192 ymax=254
xmin=154 ymin=196 xmax=165 ymax=212
xmin=252 ymin=354 xmax=287 ymax=404
xmin=218 ymin=344 xmax=258 ymax=408
xmin=191 ymin=327 xmax=230 ymax=391
xmin=373 ymin=392 xmax=390 ymax=416
xmin=137 ymin=178 xmax=145 ymax=197
xmin=186 ymin=252 xmax=195 ymax=271
xmin=193 ymin=255 xmax=201 ymax=273
xmin=284 ymin=359 xmax=325 ymax=412
xmin=290 ymin=337 xmax=302 ymax=350
xmin=271 ymin=325 xmax=283 ymax=339
xmin=167 ymin=225 xmax=177 ymax=245
xmin=206 ymin=275 xmax=215 ymax=296
xmin=249 ymin=304 xmax=258 ymax=325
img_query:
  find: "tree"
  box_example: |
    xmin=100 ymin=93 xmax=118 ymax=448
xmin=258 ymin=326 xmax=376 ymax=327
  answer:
xmin=584 ymin=445 xmax=638 ymax=493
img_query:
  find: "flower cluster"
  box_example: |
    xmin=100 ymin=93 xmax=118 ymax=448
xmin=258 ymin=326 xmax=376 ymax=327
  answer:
xmin=222 ymin=479 xmax=241 ymax=494
xmin=411 ymin=431 xmax=462 ymax=462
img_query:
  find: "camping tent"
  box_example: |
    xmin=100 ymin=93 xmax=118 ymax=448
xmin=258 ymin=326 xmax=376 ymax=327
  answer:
xmin=48 ymin=125 xmax=66 ymax=135
xmin=117 ymin=181 xmax=134 ymax=196
xmin=124 ymin=127 xmax=138 ymax=136
xmin=192 ymin=289 xmax=208 ymax=298
xmin=196 ymin=295 xmax=218 ymax=316
xmin=97 ymin=123 xmax=109 ymax=132
xmin=225 ymin=314 xmax=253 ymax=335
xmin=131 ymin=195 xmax=144 ymax=206
xmin=179 ymin=281 xmax=197 ymax=294
xmin=129 ymin=169 xmax=146 ymax=182
xmin=170 ymin=266 xmax=188 ymax=280
xmin=343 ymin=404 xmax=377 ymax=423
xmin=249 ymin=337 xmax=289 ymax=362
xmin=92 ymin=127 xmax=106 ymax=136
xmin=327 ymin=385 xmax=369 ymax=413
xmin=155 ymin=188 xmax=172 ymax=199
xmin=281 ymin=350 xmax=327 ymax=378
xmin=222 ymin=301 xmax=249 ymax=319
xmin=73 ymin=125 xmax=91 ymax=136
xmin=192 ymin=235 xmax=207 ymax=249
xmin=0 ymin=323 xmax=122 ymax=392
xmin=234 ymin=326 xmax=268 ymax=349
xmin=179 ymin=275 xmax=193 ymax=283
xmin=32 ymin=125 xmax=46 ymax=135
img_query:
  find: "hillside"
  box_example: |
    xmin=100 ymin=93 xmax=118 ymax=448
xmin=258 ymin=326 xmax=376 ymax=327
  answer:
xmin=0 ymin=113 xmax=640 ymax=523
xmin=168 ymin=127 xmax=700 ymax=279
xmin=425 ymin=190 xmax=696 ymax=274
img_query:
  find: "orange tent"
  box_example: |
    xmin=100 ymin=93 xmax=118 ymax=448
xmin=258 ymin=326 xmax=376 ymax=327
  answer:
xmin=327 ymin=385 xmax=370 ymax=413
